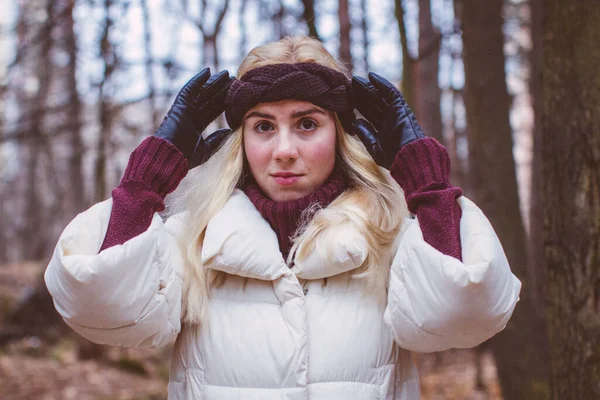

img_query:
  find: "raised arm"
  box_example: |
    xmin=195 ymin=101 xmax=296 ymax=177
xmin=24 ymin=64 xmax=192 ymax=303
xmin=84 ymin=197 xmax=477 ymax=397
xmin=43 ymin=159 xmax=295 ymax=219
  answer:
xmin=45 ymin=199 xmax=186 ymax=348
xmin=383 ymin=197 xmax=521 ymax=352
xmin=102 ymin=68 xmax=234 ymax=250
xmin=352 ymin=73 xmax=521 ymax=352
xmin=390 ymin=137 xmax=463 ymax=260
xmin=45 ymin=68 xmax=233 ymax=348
xmin=352 ymin=72 xmax=462 ymax=259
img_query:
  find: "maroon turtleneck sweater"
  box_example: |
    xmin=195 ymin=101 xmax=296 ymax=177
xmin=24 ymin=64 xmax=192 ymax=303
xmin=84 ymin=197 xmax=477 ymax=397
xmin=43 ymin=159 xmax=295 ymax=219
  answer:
xmin=242 ymin=169 xmax=346 ymax=259
xmin=100 ymin=136 xmax=462 ymax=261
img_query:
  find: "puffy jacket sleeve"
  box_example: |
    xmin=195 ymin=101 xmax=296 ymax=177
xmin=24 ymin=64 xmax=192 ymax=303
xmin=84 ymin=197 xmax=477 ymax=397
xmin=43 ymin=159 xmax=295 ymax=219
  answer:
xmin=383 ymin=196 xmax=521 ymax=353
xmin=44 ymin=198 xmax=184 ymax=348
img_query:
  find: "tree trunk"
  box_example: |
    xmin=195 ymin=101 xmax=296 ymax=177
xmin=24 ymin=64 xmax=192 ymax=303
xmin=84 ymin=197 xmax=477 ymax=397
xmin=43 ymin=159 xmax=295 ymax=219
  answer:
xmin=449 ymin=90 xmax=469 ymax=193
xmin=528 ymin=0 xmax=544 ymax=314
xmin=94 ymin=0 xmax=115 ymax=203
xmin=201 ymin=0 xmax=229 ymax=71
xmin=414 ymin=0 xmax=443 ymax=143
xmin=140 ymin=0 xmax=160 ymax=128
xmin=24 ymin=0 xmax=54 ymax=260
xmin=338 ymin=0 xmax=352 ymax=71
xmin=461 ymin=0 xmax=550 ymax=398
xmin=542 ymin=1 xmax=600 ymax=398
xmin=239 ymin=0 xmax=248 ymax=64
xmin=394 ymin=0 xmax=414 ymax=109
xmin=0 ymin=29 xmax=7 ymax=262
xmin=359 ymin=0 xmax=369 ymax=74
xmin=63 ymin=0 xmax=86 ymax=212
xmin=300 ymin=0 xmax=320 ymax=40
xmin=445 ymin=0 xmax=468 ymax=191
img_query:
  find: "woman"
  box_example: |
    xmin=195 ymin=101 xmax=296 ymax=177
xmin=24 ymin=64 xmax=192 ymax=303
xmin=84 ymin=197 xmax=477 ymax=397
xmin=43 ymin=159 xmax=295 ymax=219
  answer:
xmin=45 ymin=36 xmax=521 ymax=399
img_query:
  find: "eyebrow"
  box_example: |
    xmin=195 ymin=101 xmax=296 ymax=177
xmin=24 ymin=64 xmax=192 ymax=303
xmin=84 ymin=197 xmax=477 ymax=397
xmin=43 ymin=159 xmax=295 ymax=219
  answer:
xmin=245 ymin=111 xmax=275 ymax=120
xmin=245 ymin=107 xmax=328 ymax=121
xmin=291 ymin=107 xmax=328 ymax=118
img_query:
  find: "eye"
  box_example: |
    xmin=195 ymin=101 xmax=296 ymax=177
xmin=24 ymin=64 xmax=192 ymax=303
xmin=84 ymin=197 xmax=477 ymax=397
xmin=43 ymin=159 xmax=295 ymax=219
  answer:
xmin=255 ymin=121 xmax=274 ymax=133
xmin=298 ymin=118 xmax=318 ymax=132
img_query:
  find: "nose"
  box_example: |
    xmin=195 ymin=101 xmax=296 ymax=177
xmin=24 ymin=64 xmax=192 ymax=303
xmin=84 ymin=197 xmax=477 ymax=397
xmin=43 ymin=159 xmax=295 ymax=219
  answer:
xmin=273 ymin=129 xmax=298 ymax=162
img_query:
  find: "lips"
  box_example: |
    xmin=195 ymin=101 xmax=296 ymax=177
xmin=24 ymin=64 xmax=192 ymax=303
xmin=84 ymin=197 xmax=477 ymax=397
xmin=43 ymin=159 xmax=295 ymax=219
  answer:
xmin=271 ymin=172 xmax=302 ymax=185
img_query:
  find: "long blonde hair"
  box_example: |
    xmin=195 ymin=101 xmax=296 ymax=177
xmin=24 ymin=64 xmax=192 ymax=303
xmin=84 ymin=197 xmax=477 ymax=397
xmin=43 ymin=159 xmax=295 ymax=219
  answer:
xmin=169 ymin=36 xmax=409 ymax=325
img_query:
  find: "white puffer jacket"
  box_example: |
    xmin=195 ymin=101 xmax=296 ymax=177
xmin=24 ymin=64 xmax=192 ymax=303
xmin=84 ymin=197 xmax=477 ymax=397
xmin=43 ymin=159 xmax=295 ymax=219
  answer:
xmin=45 ymin=189 xmax=521 ymax=399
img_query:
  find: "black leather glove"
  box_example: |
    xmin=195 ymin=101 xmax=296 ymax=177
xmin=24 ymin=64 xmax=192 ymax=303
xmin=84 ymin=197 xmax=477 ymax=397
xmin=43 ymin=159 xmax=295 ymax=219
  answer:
xmin=352 ymin=72 xmax=425 ymax=168
xmin=352 ymin=118 xmax=385 ymax=166
xmin=155 ymin=68 xmax=234 ymax=168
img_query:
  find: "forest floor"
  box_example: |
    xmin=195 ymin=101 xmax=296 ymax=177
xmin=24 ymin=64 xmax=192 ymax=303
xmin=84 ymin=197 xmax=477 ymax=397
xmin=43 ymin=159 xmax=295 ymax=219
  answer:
xmin=0 ymin=262 xmax=502 ymax=400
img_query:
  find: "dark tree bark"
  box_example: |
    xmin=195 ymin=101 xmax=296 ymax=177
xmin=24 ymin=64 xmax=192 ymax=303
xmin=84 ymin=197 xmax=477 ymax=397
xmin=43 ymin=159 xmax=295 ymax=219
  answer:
xmin=141 ymin=0 xmax=160 ymax=128
xmin=414 ymin=0 xmax=443 ymax=142
xmin=448 ymin=90 xmax=468 ymax=192
xmin=6 ymin=0 xmax=31 ymax=263
xmin=208 ymin=0 xmax=229 ymax=73
xmin=542 ymin=1 xmax=600 ymax=398
xmin=359 ymin=0 xmax=369 ymax=74
xmin=23 ymin=0 xmax=55 ymax=260
xmin=444 ymin=0 xmax=468 ymax=192
xmin=61 ymin=0 xmax=86 ymax=212
xmin=461 ymin=0 xmax=550 ymax=398
xmin=338 ymin=0 xmax=353 ymax=71
xmin=239 ymin=0 xmax=248 ymax=64
xmin=94 ymin=0 xmax=116 ymax=203
xmin=238 ymin=1 xmax=248 ymax=64
xmin=300 ymin=0 xmax=320 ymax=40
xmin=394 ymin=0 xmax=414 ymax=109
xmin=190 ymin=0 xmax=229 ymax=70
xmin=528 ymin=0 xmax=544 ymax=313
xmin=0 ymin=33 xmax=8 ymax=262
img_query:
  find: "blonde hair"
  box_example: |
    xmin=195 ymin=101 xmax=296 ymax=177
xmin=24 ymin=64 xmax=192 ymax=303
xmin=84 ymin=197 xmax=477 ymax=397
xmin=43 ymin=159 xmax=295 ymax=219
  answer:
xmin=170 ymin=36 xmax=409 ymax=325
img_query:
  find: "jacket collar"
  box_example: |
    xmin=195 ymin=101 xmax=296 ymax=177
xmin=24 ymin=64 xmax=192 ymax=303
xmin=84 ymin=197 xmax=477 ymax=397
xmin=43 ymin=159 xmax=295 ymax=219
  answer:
xmin=201 ymin=189 xmax=367 ymax=280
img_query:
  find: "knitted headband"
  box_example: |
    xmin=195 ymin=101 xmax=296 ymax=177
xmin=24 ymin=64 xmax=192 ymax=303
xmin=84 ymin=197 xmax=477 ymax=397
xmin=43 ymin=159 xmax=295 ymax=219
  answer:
xmin=225 ymin=62 xmax=355 ymax=131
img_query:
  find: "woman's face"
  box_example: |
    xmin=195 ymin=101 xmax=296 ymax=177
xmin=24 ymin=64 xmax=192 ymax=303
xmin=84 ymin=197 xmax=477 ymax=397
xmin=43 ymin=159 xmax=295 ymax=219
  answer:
xmin=243 ymin=99 xmax=337 ymax=202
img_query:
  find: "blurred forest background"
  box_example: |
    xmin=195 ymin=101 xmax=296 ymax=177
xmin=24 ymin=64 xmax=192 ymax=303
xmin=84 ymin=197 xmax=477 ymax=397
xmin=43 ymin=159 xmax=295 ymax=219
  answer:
xmin=0 ymin=0 xmax=598 ymax=399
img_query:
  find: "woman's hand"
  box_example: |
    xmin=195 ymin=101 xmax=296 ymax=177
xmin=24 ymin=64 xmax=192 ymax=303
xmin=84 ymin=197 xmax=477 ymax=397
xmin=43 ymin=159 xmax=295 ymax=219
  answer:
xmin=154 ymin=68 xmax=234 ymax=168
xmin=352 ymin=72 xmax=425 ymax=168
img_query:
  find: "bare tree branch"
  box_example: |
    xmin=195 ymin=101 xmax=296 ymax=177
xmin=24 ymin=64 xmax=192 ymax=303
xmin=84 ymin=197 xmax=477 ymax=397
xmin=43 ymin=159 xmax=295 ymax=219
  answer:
xmin=394 ymin=0 xmax=415 ymax=106
xmin=141 ymin=0 xmax=160 ymax=127
xmin=300 ymin=0 xmax=320 ymax=40
xmin=338 ymin=0 xmax=353 ymax=71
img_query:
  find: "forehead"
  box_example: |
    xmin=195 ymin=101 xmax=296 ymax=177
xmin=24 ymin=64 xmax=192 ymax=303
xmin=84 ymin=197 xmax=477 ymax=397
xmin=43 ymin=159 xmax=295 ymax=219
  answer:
xmin=245 ymin=99 xmax=330 ymax=118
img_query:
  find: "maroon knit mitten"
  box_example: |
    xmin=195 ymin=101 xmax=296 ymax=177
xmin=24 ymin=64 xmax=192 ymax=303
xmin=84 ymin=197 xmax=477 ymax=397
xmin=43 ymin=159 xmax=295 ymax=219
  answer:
xmin=99 ymin=136 xmax=188 ymax=251
xmin=391 ymin=138 xmax=463 ymax=261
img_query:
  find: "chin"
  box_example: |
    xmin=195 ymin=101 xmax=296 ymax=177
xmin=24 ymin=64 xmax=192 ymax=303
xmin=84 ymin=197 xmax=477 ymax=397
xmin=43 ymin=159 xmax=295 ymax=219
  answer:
xmin=268 ymin=188 xmax=309 ymax=202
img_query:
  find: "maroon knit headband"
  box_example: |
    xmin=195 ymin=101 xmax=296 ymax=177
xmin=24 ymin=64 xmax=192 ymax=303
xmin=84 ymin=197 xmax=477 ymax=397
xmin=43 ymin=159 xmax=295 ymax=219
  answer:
xmin=225 ymin=62 xmax=355 ymax=131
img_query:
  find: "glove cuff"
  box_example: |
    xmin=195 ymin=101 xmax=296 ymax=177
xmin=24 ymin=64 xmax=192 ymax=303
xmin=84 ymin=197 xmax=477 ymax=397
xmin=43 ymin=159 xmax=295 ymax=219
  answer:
xmin=120 ymin=136 xmax=188 ymax=198
xmin=390 ymin=137 xmax=452 ymax=196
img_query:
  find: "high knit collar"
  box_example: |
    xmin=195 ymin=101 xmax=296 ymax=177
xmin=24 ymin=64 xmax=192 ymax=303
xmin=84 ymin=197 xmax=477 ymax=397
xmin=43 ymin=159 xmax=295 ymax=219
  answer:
xmin=242 ymin=169 xmax=347 ymax=260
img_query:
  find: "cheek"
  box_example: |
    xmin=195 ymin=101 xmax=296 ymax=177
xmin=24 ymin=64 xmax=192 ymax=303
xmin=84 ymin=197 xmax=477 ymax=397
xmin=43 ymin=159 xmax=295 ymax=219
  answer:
xmin=304 ymin=132 xmax=336 ymax=186
xmin=244 ymin=135 xmax=269 ymax=172
xmin=304 ymin=131 xmax=337 ymax=171
xmin=306 ymin=142 xmax=335 ymax=163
